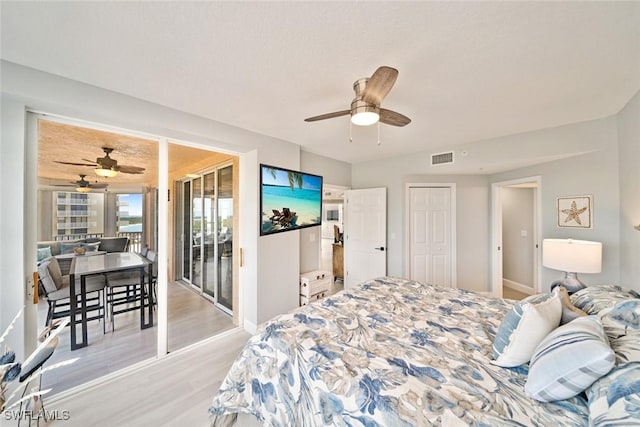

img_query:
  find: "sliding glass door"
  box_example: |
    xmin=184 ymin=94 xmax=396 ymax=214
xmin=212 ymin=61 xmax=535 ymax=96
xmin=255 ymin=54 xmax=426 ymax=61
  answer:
xmin=216 ymin=165 xmax=233 ymax=311
xmin=179 ymin=164 xmax=233 ymax=313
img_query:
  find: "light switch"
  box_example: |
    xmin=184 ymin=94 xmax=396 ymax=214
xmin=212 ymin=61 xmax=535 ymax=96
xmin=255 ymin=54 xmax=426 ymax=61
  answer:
xmin=521 ymin=230 xmax=528 ymax=237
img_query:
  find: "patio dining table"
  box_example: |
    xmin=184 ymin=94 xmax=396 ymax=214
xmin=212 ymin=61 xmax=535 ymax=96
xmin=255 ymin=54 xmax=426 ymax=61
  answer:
xmin=68 ymin=252 xmax=153 ymax=350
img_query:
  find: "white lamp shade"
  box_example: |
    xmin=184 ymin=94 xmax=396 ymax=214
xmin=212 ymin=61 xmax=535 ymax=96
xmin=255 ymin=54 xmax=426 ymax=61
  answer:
xmin=542 ymin=238 xmax=602 ymax=274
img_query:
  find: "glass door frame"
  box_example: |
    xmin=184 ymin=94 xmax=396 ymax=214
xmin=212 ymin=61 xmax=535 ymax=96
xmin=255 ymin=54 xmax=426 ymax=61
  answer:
xmin=177 ymin=161 xmax=233 ymax=315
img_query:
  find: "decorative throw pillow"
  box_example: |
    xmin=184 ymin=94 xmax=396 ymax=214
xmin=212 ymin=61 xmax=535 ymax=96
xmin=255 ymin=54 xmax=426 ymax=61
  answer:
xmin=586 ymin=362 xmax=640 ymax=426
xmin=37 ymin=246 xmax=52 ymax=262
xmin=492 ymin=288 xmax=562 ymax=367
xmin=60 ymin=242 xmax=81 ymax=254
xmin=599 ymin=299 xmax=640 ymax=365
xmin=37 ymin=260 xmax=57 ymax=294
xmin=571 ymin=285 xmax=640 ymax=315
xmin=46 ymin=258 xmax=64 ymax=290
xmin=558 ymin=286 xmax=587 ymax=325
xmin=525 ymin=315 xmax=615 ymax=402
xmin=81 ymin=242 xmax=101 ymax=252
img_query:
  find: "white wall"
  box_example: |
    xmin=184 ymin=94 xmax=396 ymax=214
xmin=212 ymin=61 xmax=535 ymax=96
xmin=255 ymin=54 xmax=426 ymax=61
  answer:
xmin=351 ymin=115 xmax=623 ymax=293
xmin=490 ymin=117 xmax=621 ymax=290
xmin=351 ymin=155 xmax=490 ymax=292
xmin=299 ymin=151 xmax=351 ymax=274
xmin=256 ymin=148 xmax=301 ymax=325
xmin=617 ymin=90 xmax=640 ymax=290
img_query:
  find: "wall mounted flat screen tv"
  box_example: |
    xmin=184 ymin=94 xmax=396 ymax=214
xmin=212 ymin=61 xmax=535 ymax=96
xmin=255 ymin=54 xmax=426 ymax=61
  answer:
xmin=260 ymin=164 xmax=323 ymax=236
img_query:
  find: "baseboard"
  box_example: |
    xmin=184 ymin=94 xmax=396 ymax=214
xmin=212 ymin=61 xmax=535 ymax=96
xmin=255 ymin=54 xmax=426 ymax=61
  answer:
xmin=475 ymin=291 xmax=493 ymax=297
xmin=503 ymin=279 xmax=535 ymax=295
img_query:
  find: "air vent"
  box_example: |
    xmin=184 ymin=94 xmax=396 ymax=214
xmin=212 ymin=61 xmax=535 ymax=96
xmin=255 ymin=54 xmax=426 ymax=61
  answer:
xmin=431 ymin=151 xmax=454 ymax=166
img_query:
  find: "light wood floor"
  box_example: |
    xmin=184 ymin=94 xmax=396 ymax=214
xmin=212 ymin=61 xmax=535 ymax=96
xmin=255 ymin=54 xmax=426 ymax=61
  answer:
xmin=38 ymin=281 xmax=235 ymax=395
xmin=46 ymin=328 xmax=250 ymax=426
xmin=503 ymin=286 xmax=530 ymax=300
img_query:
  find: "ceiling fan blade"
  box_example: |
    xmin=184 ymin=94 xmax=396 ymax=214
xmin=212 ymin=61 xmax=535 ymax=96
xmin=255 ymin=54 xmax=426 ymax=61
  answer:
xmin=90 ymin=184 xmax=109 ymax=189
xmin=52 ymin=184 xmax=74 ymax=187
xmin=54 ymin=161 xmax=96 ymax=167
xmin=380 ymin=108 xmax=411 ymax=127
xmin=361 ymin=66 xmax=398 ymax=105
xmin=117 ymin=165 xmax=146 ymax=174
xmin=304 ymin=110 xmax=351 ymax=122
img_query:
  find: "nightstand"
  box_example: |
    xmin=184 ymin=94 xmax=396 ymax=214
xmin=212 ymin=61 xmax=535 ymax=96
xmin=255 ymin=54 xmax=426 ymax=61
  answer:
xmin=299 ymin=270 xmax=332 ymax=306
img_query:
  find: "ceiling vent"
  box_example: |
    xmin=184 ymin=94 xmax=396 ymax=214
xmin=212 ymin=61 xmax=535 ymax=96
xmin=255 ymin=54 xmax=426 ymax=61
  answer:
xmin=431 ymin=151 xmax=454 ymax=166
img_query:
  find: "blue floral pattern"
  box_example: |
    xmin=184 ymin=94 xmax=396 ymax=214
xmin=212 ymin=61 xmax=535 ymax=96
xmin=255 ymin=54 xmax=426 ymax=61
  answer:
xmin=209 ymin=277 xmax=589 ymax=426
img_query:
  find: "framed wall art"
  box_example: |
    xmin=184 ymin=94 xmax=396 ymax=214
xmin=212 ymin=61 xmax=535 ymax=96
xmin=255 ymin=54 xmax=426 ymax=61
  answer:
xmin=557 ymin=195 xmax=592 ymax=229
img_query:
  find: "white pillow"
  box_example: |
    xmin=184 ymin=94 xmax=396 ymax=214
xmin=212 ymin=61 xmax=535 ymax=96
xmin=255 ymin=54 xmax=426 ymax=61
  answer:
xmin=492 ymin=288 xmax=562 ymax=367
xmin=525 ymin=316 xmax=615 ymax=402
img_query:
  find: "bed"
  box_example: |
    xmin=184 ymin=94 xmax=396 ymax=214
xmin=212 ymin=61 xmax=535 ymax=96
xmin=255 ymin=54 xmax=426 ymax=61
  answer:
xmin=209 ymin=277 xmax=640 ymax=426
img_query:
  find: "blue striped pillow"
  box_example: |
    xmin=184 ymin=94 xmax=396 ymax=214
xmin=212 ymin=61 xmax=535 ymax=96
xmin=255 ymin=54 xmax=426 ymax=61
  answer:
xmin=525 ymin=315 xmax=615 ymax=402
xmin=492 ymin=289 xmax=562 ymax=367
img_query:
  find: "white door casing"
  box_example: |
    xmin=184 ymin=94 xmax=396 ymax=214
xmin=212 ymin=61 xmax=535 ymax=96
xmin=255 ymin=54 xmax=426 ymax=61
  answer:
xmin=408 ymin=187 xmax=453 ymax=287
xmin=491 ymin=176 xmax=542 ymax=298
xmin=344 ymin=188 xmax=387 ymax=289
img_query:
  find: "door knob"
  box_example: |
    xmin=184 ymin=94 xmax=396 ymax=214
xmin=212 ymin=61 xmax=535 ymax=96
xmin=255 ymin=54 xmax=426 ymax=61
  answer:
xmin=375 ymin=247 xmax=385 ymax=251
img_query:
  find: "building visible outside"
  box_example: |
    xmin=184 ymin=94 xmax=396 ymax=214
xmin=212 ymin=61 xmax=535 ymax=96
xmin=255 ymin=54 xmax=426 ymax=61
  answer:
xmin=54 ymin=191 xmax=104 ymax=238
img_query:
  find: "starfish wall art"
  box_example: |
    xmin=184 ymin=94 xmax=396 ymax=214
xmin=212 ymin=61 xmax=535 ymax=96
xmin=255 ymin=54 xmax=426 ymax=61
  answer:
xmin=557 ymin=195 xmax=592 ymax=228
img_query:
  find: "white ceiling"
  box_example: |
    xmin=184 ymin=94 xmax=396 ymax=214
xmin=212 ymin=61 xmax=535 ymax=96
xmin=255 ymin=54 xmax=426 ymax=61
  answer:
xmin=2 ymin=2 xmax=639 ymax=165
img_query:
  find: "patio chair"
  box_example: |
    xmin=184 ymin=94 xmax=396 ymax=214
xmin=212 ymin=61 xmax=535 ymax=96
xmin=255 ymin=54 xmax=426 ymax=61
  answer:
xmin=145 ymin=249 xmax=158 ymax=306
xmin=37 ymin=257 xmax=106 ymax=333
xmin=104 ymin=250 xmax=157 ymax=331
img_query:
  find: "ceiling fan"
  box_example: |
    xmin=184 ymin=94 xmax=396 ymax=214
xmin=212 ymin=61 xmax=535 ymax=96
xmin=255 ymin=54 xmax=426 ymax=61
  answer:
xmin=53 ymin=174 xmax=108 ymax=193
xmin=54 ymin=147 xmax=145 ymax=177
xmin=304 ymin=66 xmax=411 ymax=127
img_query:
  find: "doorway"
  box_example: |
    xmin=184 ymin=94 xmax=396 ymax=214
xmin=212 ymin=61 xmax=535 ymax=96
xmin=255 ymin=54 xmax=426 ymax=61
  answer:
xmin=491 ymin=177 xmax=542 ymax=299
xmin=320 ymin=184 xmax=347 ymax=283
xmin=177 ymin=163 xmax=234 ymax=313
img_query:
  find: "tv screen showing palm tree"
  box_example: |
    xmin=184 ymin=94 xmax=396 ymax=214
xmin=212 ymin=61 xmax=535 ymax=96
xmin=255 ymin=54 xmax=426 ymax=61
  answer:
xmin=260 ymin=164 xmax=323 ymax=236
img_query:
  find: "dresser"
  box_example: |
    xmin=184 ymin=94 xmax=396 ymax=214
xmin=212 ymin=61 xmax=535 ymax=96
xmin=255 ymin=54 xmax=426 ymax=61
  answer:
xmin=299 ymin=270 xmax=332 ymax=306
xmin=332 ymin=243 xmax=344 ymax=281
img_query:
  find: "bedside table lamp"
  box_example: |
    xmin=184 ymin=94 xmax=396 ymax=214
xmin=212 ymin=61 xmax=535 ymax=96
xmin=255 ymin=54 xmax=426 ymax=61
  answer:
xmin=543 ymin=238 xmax=602 ymax=294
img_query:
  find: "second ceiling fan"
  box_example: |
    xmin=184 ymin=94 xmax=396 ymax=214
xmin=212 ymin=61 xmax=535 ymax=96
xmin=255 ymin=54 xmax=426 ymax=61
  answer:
xmin=304 ymin=66 xmax=411 ymax=127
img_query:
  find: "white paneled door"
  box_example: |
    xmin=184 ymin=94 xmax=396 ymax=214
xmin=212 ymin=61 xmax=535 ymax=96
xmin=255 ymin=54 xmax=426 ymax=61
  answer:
xmin=344 ymin=188 xmax=387 ymax=289
xmin=409 ymin=187 xmax=453 ymax=287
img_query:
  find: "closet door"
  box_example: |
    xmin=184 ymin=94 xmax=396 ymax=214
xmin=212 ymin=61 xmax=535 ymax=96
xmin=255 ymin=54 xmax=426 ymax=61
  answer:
xmin=409 ymin=187 xmax=452 ymax=287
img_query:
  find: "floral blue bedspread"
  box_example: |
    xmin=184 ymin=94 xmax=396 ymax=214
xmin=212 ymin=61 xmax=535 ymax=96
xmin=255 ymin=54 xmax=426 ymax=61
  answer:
xmin=209 ymin=277 xmax=589 ymax=426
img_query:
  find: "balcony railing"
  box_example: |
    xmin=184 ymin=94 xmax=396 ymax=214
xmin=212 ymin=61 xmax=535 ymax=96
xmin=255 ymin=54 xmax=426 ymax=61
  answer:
xmin=56 ymin=222 xmax=97 ymax=229
xmin=118 ymin=231 xmax=143 ymax=253
xmin=55 ymin=233 xmax=104 ymax=241
xmin=53 ymin=231 xmax=143 ymax=254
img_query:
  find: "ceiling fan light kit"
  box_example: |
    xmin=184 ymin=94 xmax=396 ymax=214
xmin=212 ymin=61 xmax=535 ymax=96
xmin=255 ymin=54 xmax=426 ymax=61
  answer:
xmin=95 ymin=167 xmax=119 ymax=178
xmin=350 ymin=100 xmax=380 ymax=126
xmin=53 ymin=174 xmax=108 ymax=193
